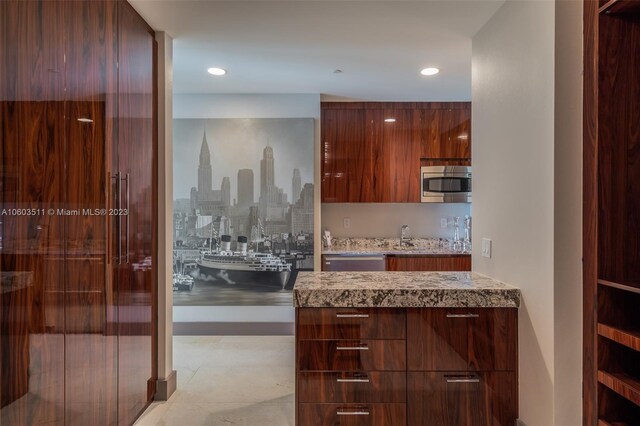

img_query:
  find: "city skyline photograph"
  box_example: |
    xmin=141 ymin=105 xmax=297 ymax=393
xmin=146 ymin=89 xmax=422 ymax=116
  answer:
xmin=173 ymin=118 xmax=314 ymax=204
xmin=172 ymin=117 xmax=315 ymax=307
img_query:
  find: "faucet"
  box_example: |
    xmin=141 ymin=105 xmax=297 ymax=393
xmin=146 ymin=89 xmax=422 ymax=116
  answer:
xmin=400 ymin=224 xmax=410 ymax=247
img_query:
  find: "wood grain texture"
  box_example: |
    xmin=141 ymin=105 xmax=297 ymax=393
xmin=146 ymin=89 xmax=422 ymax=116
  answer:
xmin=407 ymin=371 xmax=517 ymax=426
xmin=598 ymin=371 xmax=640 ymax=405
xmin=421 ymin=108 xmax=471 ymax=161
xmin=320 ymin=103 xmax=471 ymax=203
xmin=385 ymin=255 xmax=471 ymax=272
xmin=0 ymin=0 xmax=66 ymax=423
xmin=583 ymin=0 xmax=599 ymax=423
xmin=297 ymin=340 xmax=406 ymax=372
xmin=298 ymin=403 xmax=406 ymax=426
xmin=407 ymin=308 xmax=517 ymax=372
xmin=322 ymin=102 xmax=471 ymax=110
xmin=598 ymin=324 xmax=640 ymax=352
xmin=117 ymin=1 xmax=157 ymax=424
xmin=297 ymin=308 xmax=406 ymax=340
xmin=298 ymin=372 xmax=406 ymax=403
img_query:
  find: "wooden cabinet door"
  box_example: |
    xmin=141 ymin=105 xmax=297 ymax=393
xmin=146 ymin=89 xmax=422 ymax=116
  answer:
xmin=407 ymin=308 xmax=517 ymax=371
xmin=407 ymin=308 xmax=468 ymax=371
xmin=321 ymin=109 xmax=369 ymax=202
xmin=467 ymin=308 xmax=517 ymax=371
xmin=422 ymin=108 xmax=471 ymax=160
xmin=408 ymin=372 xmax=517 ymax=426
xmin=385 ymin=255 xmax=471 ymax=271
xmin=379 ymin=109 xmax=421 ymax=202
xmin=116 ymin=3 xmax=156 ymax=425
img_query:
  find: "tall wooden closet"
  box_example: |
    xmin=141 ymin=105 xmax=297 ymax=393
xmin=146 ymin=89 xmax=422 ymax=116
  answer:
xmin=584 ymin=0 xmax=640 ymax=423
xmin=0 ymin=1 xmax=157 ymax=425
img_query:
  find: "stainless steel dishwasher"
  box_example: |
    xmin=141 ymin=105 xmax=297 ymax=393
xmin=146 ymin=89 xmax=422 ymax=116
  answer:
xmin=322 ymin=254 xmax=386 ymax=271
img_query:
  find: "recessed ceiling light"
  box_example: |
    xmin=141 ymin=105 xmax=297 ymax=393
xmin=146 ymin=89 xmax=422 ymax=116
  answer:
xmin=420 ymin=67 xmax=440 ymax=76
xmin=384 ymin=118 xmax=396 ymax=123
xmin=207 ymin=67 xmax=227 ymax=76
xmin=77 ymin=117 xmax=93 ymax=123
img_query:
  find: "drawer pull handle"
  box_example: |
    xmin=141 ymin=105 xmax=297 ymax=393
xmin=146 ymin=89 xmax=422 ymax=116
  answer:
xmin=337 ymin=410 xmax=370 ymax=416
xmin=446 ymin=313 xmax=479 ymax=318
xmin=446 ymin=377 xmax=480 ymax=383
xmin=336 ymin=345 xmax=369 ymax=351
xmin=336 ymin=313 xmax=369 ymax=318
xmin=337 ymin=378 xmax=370 ymax=383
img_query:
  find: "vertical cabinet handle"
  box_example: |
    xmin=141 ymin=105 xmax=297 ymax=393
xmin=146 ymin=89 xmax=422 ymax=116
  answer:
xmin=122 ymin=173 xmax=130 ymax=263
xmin=446 ymin=313 xmax=479 ymax=318
xmin=113 ymin=172 xmax=122 ymax=264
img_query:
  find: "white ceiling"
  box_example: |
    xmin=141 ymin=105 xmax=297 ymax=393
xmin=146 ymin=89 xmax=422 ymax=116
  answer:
xmin=131 ymin=0 xmax=505 ymax=101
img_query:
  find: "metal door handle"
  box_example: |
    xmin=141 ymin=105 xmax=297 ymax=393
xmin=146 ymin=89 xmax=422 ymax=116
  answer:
xmin=446 ymin=375 xmax=480 ymax=383
xmin=337 ymin=378 xmax=370 ymax=383
xmin=122 ymin=173 xmax=130 ymax=263
xmin=446 ymin=313 xmax=479 ymax=318
xmin=336 ymin=313 xmax=369 ymax=318
xmin=113 ymin=172 xmax=122 ymax=264
xmin=336 ymin=345 xmax=368 ymax=351
xmin=337 ymin=410 xmax=370 ymax=416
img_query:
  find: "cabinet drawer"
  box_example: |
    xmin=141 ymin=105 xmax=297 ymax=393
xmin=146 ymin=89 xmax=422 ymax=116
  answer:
xmin=407 ymin=371 xmax=517 ymax=426
xmin=297 ymin=308 xmax=406 ymax=340
xmin=298 ymin=372 xmax=406 ymax=403
xmin=299 ymin=403 xmax=406 ymax=426
xmin=298 ymin=340 xmax=406 ymax=371
xmin=407 ymin=308 xmax=517 ymax=371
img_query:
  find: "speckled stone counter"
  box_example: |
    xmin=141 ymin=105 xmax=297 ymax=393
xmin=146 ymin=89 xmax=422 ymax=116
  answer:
xmin=293 ymin=271 xmax=521 ymax=308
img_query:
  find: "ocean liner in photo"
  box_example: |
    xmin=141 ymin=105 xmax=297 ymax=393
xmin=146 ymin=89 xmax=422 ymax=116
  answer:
xmin=196 ymin=235 xmax=292 ymax=288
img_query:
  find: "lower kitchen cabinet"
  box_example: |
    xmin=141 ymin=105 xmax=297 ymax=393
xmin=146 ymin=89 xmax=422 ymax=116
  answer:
xmin=295 ymin=307 xmax=518 ymax=425
xmin=407 ymin=372 xmax=517 ymax=426
xmin=299 ymin=403 xmax=406 ymax=426
xmin=385 ymin=255 xmax=471 ymax=271
xmin=407 ymin=308 xmax=518 ymax=371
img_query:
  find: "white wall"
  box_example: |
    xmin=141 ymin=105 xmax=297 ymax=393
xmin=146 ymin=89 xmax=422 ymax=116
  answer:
xmin=173 ymin=93 xmax=321 ymax=326
xmin=472 ymin=1 xmax=556 ymax=424
xmin=322 ymin=203 xmax=471 ymax=239
xmin=553 ymin=0 xmax=583 ymax=424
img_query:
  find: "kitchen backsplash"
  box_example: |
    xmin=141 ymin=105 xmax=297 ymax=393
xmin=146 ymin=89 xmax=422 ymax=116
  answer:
xmin=321 ymin=203 xmax=472 ymax=239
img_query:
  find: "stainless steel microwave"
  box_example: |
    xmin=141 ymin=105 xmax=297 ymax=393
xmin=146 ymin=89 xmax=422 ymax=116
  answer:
xmin=421 ymin=165 xmax=472 ymax=203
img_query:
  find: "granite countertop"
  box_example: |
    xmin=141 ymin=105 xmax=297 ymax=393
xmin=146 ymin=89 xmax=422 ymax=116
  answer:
xmin=293 ymin=271 xmax=521 ymax=308
xmin=322 ymin=237 xmax=470 ymax=256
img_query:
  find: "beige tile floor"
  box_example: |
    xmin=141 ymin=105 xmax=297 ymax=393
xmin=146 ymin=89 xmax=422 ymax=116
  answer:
xmin=135 ymin=336 xmax=295 ymax=426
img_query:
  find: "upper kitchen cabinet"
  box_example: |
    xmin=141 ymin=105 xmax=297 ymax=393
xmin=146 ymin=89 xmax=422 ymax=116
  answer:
xmin=421 ymin=105 xmax=471 ymax=163
xmin=321 ymin=102 xmax=471 ymax=203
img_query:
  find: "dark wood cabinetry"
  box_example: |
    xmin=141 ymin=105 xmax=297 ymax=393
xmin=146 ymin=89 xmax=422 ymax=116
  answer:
xmin=583 ymin=1 xmax=640 ymax=423
xmin=0 ymin=1 xmax=156 ymax=425
xmin=295 ymin=307 xmax=518 ymax=425
xmin=385 ymin=255 xmax=471 ymax=272
xmin=407 ymin=371 xmax=517 ymax=426
xmin=321 ymin=102 xmax=471 ymax=203
xmin=407 ymin=308 xmax=517 ymax=372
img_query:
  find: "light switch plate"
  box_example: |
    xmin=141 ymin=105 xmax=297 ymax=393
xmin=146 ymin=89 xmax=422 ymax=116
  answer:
xmin=482 ymin=238 xmax=492 ymax=258
xmin=440 ymin=218 xmax=448 ymax=229
xmin=343 ymin=218 xmax=351 ymax=229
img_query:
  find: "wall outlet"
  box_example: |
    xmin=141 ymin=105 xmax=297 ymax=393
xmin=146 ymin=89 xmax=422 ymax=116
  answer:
xmin=343 ymin=217 xmax=351 ymax=229
xmin=440 ymin=218 xmax=448 ymax=229
xmin=482 ymin=238 xmax=492 ymax=258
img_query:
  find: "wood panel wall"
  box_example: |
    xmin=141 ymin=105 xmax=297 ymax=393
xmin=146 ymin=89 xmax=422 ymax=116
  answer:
xmin=0 ymin=1 xmax=157 ymax=425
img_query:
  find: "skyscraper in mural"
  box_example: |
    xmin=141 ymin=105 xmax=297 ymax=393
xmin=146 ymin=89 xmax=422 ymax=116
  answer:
xmin=198 ymin=131 xmax=213 ymax=202
xmin=237 ymin=169 xmax=254 ymax=209
xmin=292 ymin=168 xmax=301 ymax=204
xmin=259 ymin=145 xmax=288 ymax=220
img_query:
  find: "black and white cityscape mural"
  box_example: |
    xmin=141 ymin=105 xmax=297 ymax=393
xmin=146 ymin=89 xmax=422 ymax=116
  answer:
xmin=172 ymin=118 xmax=315 ymax=306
